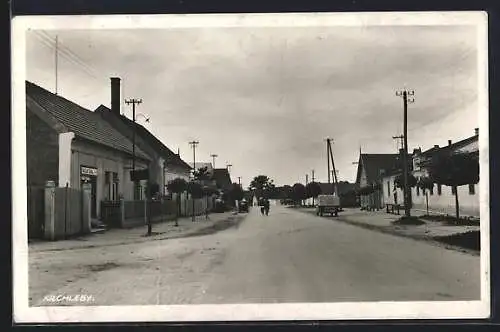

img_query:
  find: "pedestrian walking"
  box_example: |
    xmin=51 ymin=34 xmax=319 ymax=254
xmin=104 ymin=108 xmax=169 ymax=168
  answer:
xmin=264 ymin=199 xmax=270 ymax=216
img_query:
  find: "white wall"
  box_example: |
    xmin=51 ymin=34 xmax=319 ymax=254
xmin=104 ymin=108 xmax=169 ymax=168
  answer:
xmin=58 ymin=132 xmax=75 ymax=187
xmin=411 ymin=183 xmax=479 ymax=217
xmin=71 ymin=140 xmax=149 ymax=217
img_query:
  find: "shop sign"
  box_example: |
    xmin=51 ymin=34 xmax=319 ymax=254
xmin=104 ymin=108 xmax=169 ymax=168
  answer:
xmin=81 ymin=166 xmax=98 ymax=176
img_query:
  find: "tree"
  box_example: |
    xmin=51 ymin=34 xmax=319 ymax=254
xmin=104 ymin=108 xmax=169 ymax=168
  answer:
xmin=249 ymin=175 xmax=275 ymax=199
xmin=428 ymin=151 xmax=479 ymax=220
xmin=147 ymin=182 xmax=160 ymax=199
xmin=166 ymin=178 xmax=187 ymax=226
xmin=394 ymin=173 xmax=417 ymax=189
xmin=306 ymin=181 xmax=322 ymax=205
xmin=228 ymin=183 xmax=244 ymax=206
xmin=292 ymin=183 xmax=307 ymax=206
xmin=187 ymin=181 xmax=204 ymax=221
xmin=417 ymin=176 xmax=434 ymax=215
xmin=193 ymin=166 xmax=210 ymax=181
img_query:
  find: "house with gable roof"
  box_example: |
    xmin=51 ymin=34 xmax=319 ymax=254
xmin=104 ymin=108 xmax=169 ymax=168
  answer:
xmin=354 ymin=153 xmax=401 ymax=210
xmin=26 ymin=81 xmax=151 ymax=220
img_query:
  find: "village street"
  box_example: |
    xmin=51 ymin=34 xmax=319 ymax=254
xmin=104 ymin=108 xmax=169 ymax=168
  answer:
xmin=30 ymin=205 xmax=480 ymax=306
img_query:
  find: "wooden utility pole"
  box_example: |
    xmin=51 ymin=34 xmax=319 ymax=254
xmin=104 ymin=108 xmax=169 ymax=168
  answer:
xmin=125 ymin=98 xmax=142 ymax=200
xmin=189 ymin=140 xmax=199 ymax=222
xmin=396 ymin=89 xmax=415 ymax=218
xmin=326 ymin=138 xmax=332 ymax=185
xmin=55 ymin=35 xmax=58 ymax=95
xmin=211 ymin=154 xmax=218 ymax=168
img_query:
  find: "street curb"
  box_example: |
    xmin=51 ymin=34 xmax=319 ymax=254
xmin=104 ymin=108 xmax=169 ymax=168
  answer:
xmin=296 ymin=209 xmax=480 ymax=256
xmin=30 ymin=214 xmax=248 ymax=253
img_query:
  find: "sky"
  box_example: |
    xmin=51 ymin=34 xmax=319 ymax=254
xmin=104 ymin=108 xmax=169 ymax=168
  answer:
xmin=26 ymin=25 xmax=479 ymax=188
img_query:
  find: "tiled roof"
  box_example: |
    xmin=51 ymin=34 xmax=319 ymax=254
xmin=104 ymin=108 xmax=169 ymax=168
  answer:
xmin=26 ymin=81 xmax=150 ymax=161
xmin=356 ymin=153 xmax=401 ymax=185
xmin=95 ymin=105 xmax=191 ymax=170
xmin=422 ymin=134 xmax=478 ymax=155
xmin=211 ymin=168 xmax=232 ymax=190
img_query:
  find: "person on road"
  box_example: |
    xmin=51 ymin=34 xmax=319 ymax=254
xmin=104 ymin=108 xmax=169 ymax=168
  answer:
xmin=264 ymin=199 xmax=270 ymax=216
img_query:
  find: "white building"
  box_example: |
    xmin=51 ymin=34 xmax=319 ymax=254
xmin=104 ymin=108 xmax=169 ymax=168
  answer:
xmin=381 ymin=129 xmax=479 ymax=218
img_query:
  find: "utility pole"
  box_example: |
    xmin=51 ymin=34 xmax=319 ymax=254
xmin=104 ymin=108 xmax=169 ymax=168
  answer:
xmin=238 ymin=176 xmax=241 ymax=187
xmin=306 ymin=174 xmax=309 ymax=186
xmin=396 ymin=89 xmax=415 ymax=218
xmin=55 ymin=35 xmax=58 ymax=95
xmin=189 ymin=140 xmax=199 ymax=222
xmin=210 ymin=154 xmax=218 ymax=168
xmin=125 ymin=98 xmax=142 ymax=199
xmin=311 ymin=169 xmax=315 ymax=182
xmin=326 ymin=138 xmax=332 ymax=185
xmin=392 ymin=135 xmax=404 ymax=151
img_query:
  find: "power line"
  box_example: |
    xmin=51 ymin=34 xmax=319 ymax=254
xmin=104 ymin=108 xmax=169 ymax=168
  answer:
xmin=32 ymin=31 xmax=101 ymax=81
xmin=37 ymin=31 xmax=100 ymax=78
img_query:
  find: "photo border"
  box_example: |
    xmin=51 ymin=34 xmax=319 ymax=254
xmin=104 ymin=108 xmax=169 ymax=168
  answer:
xmin=11 ymin=11 xmax=490 ymax=323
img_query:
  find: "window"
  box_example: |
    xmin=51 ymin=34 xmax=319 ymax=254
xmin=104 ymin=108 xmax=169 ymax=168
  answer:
xmin=451 ymin=186 xmax=456 ymax=195
xmin=429 ymin=184 xmax=434 ymax=196
xmin=469 ymin=184 xmax=475 ymax=195
xmin=416 ymin=187 xmax=420 ymax=196
xmin=111 ymin=172 xmax=118 ymax=201
xmin=387 ymin=181 xmax=390 ymax=197
xmin=104 ymin=171 xmax=111 ymax=200
xmin=437 ymin=184 xmax=442 ymax=195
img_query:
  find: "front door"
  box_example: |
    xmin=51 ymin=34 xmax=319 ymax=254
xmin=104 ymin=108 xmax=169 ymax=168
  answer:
xmin=81 ymin=175 xmax=97 ymax=218
xmin=81 ymin=166 xmax=98 ymax=218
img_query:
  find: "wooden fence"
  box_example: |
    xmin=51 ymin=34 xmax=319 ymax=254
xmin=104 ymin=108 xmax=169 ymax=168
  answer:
xmin=53 ymin=186 xmax=88 ymax=239
xmin=27 ymin=186 xmax=45 ymax=239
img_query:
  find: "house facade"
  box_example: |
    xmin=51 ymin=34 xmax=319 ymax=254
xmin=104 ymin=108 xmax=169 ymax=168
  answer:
xmin=410 ymin=129 xmax=480 ymax=217
xmin=26 ymin=81 xmax=150 ymax=219
xmin=95 ymin=77 xmax=192 ymax=198
xmin=355 ymin=153 xmax=401 ymax=210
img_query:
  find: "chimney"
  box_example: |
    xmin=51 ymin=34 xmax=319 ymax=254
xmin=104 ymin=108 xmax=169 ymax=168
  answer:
xmin=434 ymin=145 xmax=439 ymax=149
xmin=475 ymin=128 xmax=479 ymax=136
xmin=448 ymin=140 xmax=452 ymax=146
xmin=110 ymin=77 xmax=121 ymax=115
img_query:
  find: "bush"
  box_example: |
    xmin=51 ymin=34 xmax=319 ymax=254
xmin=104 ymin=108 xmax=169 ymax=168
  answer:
xmin=433 ymin=231 xmax=480 ymax=251
xmin=392 ymin=216 xmax=425 ymax=226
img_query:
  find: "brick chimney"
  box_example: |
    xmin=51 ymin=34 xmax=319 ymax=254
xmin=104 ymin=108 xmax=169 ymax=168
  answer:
xmin=475 ymin=128 xmax=479 ymax=136
xmin=110 ymin=77 xmax=121 ymax=115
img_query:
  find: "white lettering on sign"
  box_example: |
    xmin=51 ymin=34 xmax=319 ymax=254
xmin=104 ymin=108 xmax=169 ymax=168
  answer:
xmin=81 ymin=166 xmax=98 ymax=176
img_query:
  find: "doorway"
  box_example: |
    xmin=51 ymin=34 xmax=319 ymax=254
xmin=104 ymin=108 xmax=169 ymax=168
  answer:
xmin=81 ymin=175 xmax=97 ymax=218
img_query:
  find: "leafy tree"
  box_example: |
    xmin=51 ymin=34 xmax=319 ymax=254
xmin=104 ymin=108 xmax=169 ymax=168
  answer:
xmin=147 ymin=182 xmax=160 ymax=198
xmin=228 ymin=183 xmax=244 ymax=205
xmin=428 ymin=151 xmax=479 ymax=220
xmin=193 ymin=166 xmax=211 ymax=181
xmin=306 ymin=182 xmax=322 ymax=205
xmin=417 ymin=176 xmax=434 ymax=215
xmin=394 ymin=173 xmax=417 ymax=189
xmin=187 ymin=181 xmax=204 ymax=221
xmin=249 ymin=175 xmax=275 ymax=199
xmin=292 ymin=183 xmax=307 ymax=205
xmin=187 ymin=181 xmax=204 ymax=199
xmin=166 ymin=178 xmax=188 ymax=226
